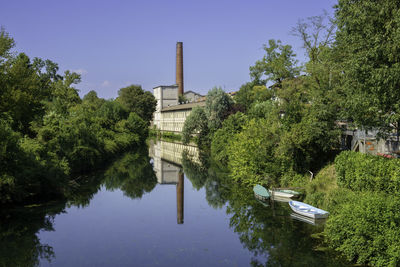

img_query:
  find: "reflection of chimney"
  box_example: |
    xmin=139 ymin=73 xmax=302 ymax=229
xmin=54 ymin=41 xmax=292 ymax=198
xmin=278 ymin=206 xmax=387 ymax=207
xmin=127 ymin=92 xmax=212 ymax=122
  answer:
xmin=176 ymin=42 xmax=184 ymax=96
xmin=177 ymin=173 xmax=184 ymax=224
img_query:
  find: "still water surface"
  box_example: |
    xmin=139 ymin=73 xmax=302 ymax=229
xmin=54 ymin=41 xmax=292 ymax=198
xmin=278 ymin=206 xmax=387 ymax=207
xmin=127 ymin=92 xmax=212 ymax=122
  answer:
xmin=0 ymin=140 xmax=347 ymax=266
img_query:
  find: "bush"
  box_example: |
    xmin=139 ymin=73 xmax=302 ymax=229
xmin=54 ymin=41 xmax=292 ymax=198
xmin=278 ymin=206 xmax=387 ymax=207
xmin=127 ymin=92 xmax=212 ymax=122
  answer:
xmin=325 ymin=192 xmax=400 ymax=266
xmin=181 ymin=107 xmax=208 ymax=146
xmin=211 ymin=112 xmax=247 ymax=166
xmin=227 ymin=118 xmax=282 ymax=186
xmin=335 ymin=151 xmax=400 ymax=193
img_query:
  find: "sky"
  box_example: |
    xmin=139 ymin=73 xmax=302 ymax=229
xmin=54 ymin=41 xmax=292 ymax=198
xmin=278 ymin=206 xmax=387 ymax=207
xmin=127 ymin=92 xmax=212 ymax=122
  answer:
xmin=1 ymin=0 xmax=338 ymax=99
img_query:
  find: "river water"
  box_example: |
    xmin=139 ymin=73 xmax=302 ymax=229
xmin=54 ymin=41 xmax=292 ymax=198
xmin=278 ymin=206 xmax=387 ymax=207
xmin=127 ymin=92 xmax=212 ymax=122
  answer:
xmin=0 ymin=140 xmax=348 ymax=266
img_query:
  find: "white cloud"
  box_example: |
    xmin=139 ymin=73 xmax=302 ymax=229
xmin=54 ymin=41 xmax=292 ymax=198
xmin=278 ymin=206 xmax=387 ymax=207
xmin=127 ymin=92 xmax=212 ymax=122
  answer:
xmin=72 ymin=68 xmax=88 ymax=75
xmin=101 ymin=80 xmax=111 ymax=87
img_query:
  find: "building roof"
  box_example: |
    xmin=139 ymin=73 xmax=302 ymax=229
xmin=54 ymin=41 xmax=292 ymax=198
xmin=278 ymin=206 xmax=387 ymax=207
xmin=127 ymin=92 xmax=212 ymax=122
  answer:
xmin=184 ymin=90 xmax=204 ymax=97
xmin=153 ymin=84 xmax=178 ymax=89
xmin=161 ymin=101 xmax=206 ymax=112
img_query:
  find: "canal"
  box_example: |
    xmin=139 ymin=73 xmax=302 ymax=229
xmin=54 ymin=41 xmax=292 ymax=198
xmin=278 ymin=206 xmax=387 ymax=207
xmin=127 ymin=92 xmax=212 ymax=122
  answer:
xmin=0 ymin=140 xmax=348 ymax=266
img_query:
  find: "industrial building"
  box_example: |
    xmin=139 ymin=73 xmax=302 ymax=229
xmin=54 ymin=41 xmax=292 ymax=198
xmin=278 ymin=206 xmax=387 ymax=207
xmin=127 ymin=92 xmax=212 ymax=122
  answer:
xmin=152 ymin=42 xmax=205 ymax=133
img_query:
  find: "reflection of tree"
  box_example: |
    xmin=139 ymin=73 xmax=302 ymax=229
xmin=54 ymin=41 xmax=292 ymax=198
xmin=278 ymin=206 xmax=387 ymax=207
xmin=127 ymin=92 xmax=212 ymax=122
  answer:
xmin=0 ymin=203 xmax=65 ymax=267
xmin=65 ymin=173 xmax=104 ymax=208
xmin=226 ymin=184 xmax=347 ymax=267
xmin=103 ymin=149 xmax=157 ymax=199
xmin=0 ymin=145 xmax=156 ymax=266
xmin=181 ymin=150 xmax=208 ymax=190
xmin=181 ymin=150 xmax=347 ymax=266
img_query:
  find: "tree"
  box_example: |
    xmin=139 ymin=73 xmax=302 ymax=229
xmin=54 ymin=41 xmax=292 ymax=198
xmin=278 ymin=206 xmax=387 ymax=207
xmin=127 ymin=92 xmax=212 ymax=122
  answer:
xmin=211 ymin=112 xmax=248 ymax=166
xmin=335 ymin=0 xmax=400 ymax=139
xmin=234 ymin=81 xmax=273 ymax=112
xmin=116 ymin=85 xmax=156 ymax=124
xmin=0 ymin=27 xmax=15 ymax=61
xmin=204 ymin=87 xmax=234 ymax=133
xmin=181 ymin=106 xmax=208 ymax=146
xmin=249 ymin=39 xmax=301 ymax=86
xmin=48 ymin=70 xmax=81 ymax=115
xmin=0 ymin=52 xmax=56 ymax=134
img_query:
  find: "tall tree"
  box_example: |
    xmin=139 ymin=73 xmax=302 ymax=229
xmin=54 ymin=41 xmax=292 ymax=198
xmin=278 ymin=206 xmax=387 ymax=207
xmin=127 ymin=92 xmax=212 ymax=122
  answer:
xmin=249 ymin=39 xmax=301 ymax=86
xmin=204 ymin=87 xmax=234 ymax=133
xmin=335 ymin=0 xmax=400 ymax=138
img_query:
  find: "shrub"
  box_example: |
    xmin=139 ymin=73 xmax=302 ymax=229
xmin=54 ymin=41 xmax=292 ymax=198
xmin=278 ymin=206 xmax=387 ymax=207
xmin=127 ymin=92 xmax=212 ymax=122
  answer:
xmin=325 ymin=192 xmax=400 ymax=266
xmin=211 ymin=112 xmax=247 ymax=166
xmin=227 ymin=118 xmax=282 ymax=186
xmin=335 ymin=151 xmax=400 ymax=193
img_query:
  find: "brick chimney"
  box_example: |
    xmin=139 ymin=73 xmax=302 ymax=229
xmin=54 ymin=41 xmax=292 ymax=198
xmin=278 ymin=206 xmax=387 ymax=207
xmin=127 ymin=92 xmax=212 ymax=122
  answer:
xmin=176 ymin=42 xmax=184 ymax=96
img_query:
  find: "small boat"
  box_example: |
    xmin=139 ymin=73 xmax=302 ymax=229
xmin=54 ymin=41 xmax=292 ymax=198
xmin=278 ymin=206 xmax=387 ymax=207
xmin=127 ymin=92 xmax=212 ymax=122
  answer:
xmin=253 ymin=185 xmax=270 ymax=201
xmin=270 ymin=195 xmax=291 ymax=203
xmin=288 ymin=201 xmax=329 ymax=219
xmin=269 ymin=189 xmax=300 ymax=199
xmin=290 ymin=213 xmax=326 ymax=226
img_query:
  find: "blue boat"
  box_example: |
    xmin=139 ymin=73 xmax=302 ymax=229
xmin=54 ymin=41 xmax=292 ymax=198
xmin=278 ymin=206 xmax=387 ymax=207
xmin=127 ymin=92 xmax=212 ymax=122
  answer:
xmin=253 ymin=185 xmax=270 ymax=201
xmin=288 ymin=201 xmax=329 ymax=219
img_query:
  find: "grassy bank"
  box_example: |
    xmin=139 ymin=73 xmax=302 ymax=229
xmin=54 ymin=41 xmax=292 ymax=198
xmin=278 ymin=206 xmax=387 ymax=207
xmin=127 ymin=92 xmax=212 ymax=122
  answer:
xmin=291 ymin=152 xmax=400 ymax=267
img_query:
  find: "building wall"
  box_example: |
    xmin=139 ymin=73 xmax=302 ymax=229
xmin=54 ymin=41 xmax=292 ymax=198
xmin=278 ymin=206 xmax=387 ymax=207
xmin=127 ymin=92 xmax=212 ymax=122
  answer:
xmin=153 ymin=85 xmax=179 ymax=129
xmin=184 ymin=91 xmax=203 ymax=103
xmin=160 ymin=109 xmax=192 ymax=132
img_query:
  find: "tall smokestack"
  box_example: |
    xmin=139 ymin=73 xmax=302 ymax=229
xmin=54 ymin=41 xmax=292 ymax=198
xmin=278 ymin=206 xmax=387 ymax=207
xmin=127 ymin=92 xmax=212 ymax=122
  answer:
xmin=177 ymin=172 xmax=184 ymax=224
xmin=176 ymin=42 xmax=184 ymax=96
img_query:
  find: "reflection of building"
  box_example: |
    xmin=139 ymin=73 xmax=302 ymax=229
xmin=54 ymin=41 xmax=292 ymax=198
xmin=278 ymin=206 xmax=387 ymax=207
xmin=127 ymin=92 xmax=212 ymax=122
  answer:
xmin=149 ymin=140 xmax=200 ymax=184
xmin=149 ymin=140 xmax=200 ymax=224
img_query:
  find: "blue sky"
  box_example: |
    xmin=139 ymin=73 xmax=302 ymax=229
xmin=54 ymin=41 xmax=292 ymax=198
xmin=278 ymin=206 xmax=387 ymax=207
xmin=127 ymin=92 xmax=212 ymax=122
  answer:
xmin=1 ymin=0 xmax=337 ymax=99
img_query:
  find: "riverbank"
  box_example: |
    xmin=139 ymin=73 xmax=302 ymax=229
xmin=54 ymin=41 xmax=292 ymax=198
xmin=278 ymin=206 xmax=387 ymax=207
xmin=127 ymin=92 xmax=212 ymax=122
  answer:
xmin=285 ymin=152 xmax=400 ymax=266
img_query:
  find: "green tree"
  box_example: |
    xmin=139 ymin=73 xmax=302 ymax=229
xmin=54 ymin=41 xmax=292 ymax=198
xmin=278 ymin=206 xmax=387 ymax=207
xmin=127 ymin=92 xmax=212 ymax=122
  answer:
xmin=335 ymin=0 xmax=400 ymax=138
xmin=0 ymin=53 xmax=54 ymax=134
xmin=0 ymin=27 xmax=15 ymax=61
xmin=228 ymin=118 xmax=282 ymax=186
xmin=181 ymin=106 xmax=208 ymax=146
xmin=211 ymin=112 xmax=248 ymax=166
xmin=249 ymin=39 xmax=301 ymax=86
xmin=116 ymin=84 xmax=156 ymax=124
xmin=204 ymin=87 xmax=234 ymax=133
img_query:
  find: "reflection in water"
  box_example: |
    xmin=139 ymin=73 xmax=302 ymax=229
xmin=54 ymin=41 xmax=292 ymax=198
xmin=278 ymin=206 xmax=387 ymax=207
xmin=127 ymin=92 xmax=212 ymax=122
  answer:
xmin=177 ymin=173 xmax=184 ymax=224
xmin=0 ymin=203 xmax=64 ymax=267
xmin=0 ymin=141 xmax=349 ymax=266
xmin=103 ymin=149 xmax=157 ymax=199
xmin=180 ymin=145 xmax=349 ymax=267
xmin=148 ymin=140 xmax=200 ymax=224
xmin=0 ymin=146 xmax=157 ymax=267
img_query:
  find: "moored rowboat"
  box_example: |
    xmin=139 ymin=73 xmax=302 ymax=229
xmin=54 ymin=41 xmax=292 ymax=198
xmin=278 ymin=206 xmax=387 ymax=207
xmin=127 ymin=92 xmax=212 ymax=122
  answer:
xmin=288 ymin=201 xmax=329 ymax=219
xmin=253 ymin=185 xmax=270 ymax=201
xmin=268 ymin=189 xmax=300 ymax=199
xmin=290 ymin=213 xmax=326 ymax=226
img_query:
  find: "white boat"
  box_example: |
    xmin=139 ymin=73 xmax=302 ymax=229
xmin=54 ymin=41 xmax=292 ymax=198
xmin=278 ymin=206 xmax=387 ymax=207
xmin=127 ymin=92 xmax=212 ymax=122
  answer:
xmin=290 ymin=213 xmax=326 ymax=226
xmin=268 ymin=189 xmax=300 ymax=199
xmin=288 ymin=201 xmax=329 ymax=219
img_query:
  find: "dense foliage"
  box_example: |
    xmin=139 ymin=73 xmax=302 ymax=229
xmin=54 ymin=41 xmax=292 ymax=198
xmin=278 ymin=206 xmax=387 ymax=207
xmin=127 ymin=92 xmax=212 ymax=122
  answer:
xmin=335 ymin=151 xmax=400 ymax=193
xmin=301 ymin=153 xmax=400 ymax=266
xmin=325 ymin=192 xmax=400 ymax=266
xmin=0 ymin=29 xmax=155 ymax=205
xmin=182 ymin=87 xmax=232 ymax=147
xmin=335 ymin=0 xmax=400 ymax=138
